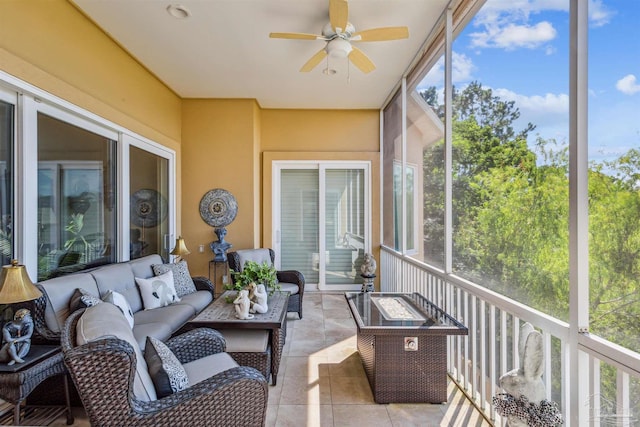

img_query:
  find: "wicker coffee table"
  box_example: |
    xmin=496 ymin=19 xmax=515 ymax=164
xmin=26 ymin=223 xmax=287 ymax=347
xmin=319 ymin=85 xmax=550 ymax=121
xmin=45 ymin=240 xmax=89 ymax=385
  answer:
xmin=189 ymin=291 xmax=289 ymax=385
xmin=345 ymin=292 xmax=468 ymax=404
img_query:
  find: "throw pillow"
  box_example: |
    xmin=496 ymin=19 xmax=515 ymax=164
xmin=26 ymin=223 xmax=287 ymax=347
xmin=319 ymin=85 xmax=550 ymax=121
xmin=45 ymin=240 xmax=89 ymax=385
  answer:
xmin=144 ymin=336 xmax=189 ymax=398
xmin=135 ymin=271 xmax=180 ymax=310
xmin=152 ymin=261 xmax=197 ymax=297
xmin=102 ymin=290 xmax=135 ymax=328
xmin=69 ymin=288 xmax=103 ymax=313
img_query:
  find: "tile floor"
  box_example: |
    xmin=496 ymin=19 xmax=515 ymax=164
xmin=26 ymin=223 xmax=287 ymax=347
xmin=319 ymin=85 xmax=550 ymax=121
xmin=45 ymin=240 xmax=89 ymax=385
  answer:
xmin=51 ymin=292 xmax=491 ymax=427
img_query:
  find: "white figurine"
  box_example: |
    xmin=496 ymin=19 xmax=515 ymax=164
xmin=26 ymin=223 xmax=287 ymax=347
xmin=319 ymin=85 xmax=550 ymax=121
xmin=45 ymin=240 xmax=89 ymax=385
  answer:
xmin=250 ymin=283 xmax=268 ymax=314
xmin=360 ymin=252 xmax=377 ymax=277
xmin=233 ymin=289 xmax=254 ymax=320
xmin=498 ymin=322 xmax=545 ymax=427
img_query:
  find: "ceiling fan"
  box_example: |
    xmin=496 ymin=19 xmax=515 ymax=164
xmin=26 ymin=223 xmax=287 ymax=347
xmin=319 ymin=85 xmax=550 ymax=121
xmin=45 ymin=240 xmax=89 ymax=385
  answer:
xmin=269 ymin=0 xmax=409 ymax=74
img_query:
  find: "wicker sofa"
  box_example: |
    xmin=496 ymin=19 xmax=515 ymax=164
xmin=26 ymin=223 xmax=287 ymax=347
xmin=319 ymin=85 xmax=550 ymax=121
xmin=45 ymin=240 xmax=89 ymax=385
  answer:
xmin=62 ymin=302 xmax=268 ymax=426
xmin=34 ymin=254 xmax=215 ymax=349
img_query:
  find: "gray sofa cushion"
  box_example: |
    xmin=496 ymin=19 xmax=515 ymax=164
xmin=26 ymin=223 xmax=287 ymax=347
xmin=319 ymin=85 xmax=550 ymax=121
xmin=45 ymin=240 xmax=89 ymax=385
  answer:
xmin=279 ymin=282 xmax=299 ymax=295
xmin=183 ymin=352 xmax=239 ymax=387
xmin=130 ymin=254 xmax=164 ymax=280
xmin=38 ymin=272 xmax=100 ymax=334
xmin=76 ymin=302 xmax=157 ymax=401
xmin=235 ymin=249 xmax=272 ymax=269
xmin=133 ymin=322 xmax=174 ymax=350
xmin=92 ymin=263 xmax=143 ymax=313
xmin=177 ymin=291 xmax=213 ymax=314
xmin=133 ymin=303 xmax=195 ymax=332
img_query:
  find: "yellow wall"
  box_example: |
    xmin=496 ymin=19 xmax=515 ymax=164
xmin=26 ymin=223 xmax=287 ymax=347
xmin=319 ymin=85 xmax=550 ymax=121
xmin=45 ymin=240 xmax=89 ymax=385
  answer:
xmin=181 ymin=99 xmax=262 ymax=284
xmin=0 ymin=1 xmax=182 ymax=146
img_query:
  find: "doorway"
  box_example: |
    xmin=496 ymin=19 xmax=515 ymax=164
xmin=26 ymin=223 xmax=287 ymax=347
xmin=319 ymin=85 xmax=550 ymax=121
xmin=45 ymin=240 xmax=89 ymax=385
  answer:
xmin=273 ymin=162 xmax=370 ymax=291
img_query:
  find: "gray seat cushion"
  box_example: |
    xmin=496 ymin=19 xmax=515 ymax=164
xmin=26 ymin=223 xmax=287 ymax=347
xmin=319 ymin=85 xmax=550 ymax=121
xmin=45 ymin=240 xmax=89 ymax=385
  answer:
xmin=278 ymin=282 xmax=299 ymax=295
xmin=176 ymin=291 xmax=213 ymax=313
xmin=133 ymin=303 xmax=195 ymax=332
xmin=133 ymin=322 xmax=174 ymax=350
xmin=183 ymin=352 xmax=239 ymax=387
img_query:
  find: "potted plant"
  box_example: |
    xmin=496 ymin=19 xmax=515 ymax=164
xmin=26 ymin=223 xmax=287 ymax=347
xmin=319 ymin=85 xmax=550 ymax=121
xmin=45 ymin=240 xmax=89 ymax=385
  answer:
xmin=225 ymin=261 xmax=280 ymax=301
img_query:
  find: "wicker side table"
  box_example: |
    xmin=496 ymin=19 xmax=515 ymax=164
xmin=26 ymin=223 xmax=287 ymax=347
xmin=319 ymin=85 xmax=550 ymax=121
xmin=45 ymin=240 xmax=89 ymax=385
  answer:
xmin=0 ymin=345 xmax=73 ymax=426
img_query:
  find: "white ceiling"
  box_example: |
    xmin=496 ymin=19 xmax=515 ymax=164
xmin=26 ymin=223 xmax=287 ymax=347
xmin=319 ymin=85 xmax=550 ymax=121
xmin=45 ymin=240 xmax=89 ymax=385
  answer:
xmin=71 ymin=0 xmax=448 ymax=109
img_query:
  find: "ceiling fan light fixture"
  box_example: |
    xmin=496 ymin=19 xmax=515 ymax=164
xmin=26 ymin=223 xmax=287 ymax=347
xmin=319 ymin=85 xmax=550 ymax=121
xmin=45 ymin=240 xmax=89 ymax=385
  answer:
xmin=327 ymin=38 xmax=352 ymax=58
xmin=166 ymin=4 xmax=191 ymax=19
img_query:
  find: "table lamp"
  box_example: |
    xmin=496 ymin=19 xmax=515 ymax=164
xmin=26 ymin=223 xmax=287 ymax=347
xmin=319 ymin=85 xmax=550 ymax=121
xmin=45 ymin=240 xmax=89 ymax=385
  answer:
xmin=170 ymin=236 xmax=191 ymax=262
xmin=0 ymin=260 xmax=42 ymax=365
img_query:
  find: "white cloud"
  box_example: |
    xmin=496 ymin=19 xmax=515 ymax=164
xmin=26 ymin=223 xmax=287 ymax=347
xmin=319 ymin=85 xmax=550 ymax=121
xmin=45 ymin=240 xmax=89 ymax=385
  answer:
xmin=470 ymin=0 xmax=613 ymax=51
xmin=492 ymin=88 xmax=569 ymax=142
xmin=493 ymin=88 xmax=568 ymax=115
xmin=588 ymin=0 xmax=614 ymax=27
xmin=471 ymin=21 xmax=556 ymax=50
xmin=616 ymin=75 xmax=640 ymax=95
xmin=417 ymin=52 xmax=475 ymax=89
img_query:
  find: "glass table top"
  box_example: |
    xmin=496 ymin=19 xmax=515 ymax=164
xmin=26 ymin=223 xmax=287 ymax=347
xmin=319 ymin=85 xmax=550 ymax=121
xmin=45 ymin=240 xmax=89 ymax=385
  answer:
xmin=345 ymin=292 xmax=467 ymax=334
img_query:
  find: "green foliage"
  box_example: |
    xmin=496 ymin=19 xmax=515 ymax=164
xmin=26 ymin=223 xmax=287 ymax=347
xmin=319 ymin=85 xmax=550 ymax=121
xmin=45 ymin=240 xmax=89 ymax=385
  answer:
xmin=228 ymin=261 xmax=280 ymax=295
xmin=419 ymin=81 xmax=640 ymax=354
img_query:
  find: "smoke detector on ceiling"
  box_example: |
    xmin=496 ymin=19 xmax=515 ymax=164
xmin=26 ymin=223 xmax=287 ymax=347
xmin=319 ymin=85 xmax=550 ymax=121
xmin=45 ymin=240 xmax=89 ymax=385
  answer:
xmin=166 ymin=4 xmax=191 ymax=19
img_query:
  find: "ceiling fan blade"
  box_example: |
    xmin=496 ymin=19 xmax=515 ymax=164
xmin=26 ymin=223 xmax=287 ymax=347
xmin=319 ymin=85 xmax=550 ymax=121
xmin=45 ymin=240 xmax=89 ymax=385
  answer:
xmin=300 ymin=48 xmax=328 ymax=72
xmin=329 ymin=0 xmax=349 ymax=33
xmin=349 ymin=47 xmax=376 ymax=74
xmin=270 ymin=32 xmax=324 ymax=40
xmin=351 ymin=26 xmax=409 ymax=42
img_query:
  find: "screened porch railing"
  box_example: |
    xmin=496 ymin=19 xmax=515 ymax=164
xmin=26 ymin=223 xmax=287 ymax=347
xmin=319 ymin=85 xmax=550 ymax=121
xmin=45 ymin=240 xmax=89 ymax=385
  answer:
xmin=380 ymin=247 xmax=640 ymax=426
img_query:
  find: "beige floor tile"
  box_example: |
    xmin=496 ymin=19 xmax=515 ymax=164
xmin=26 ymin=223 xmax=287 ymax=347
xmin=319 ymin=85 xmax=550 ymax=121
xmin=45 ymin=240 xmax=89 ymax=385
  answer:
xmin=288 ymin=338 xmax=333 ymax=357
xmin=386 ymin=403 xmax=447 ymax=427
xmin=330 ymin=375 xmax=375 ymax=404
xmin=323 ymin=306 xmax=353 ymax=319
xmin=324 ymin=317 xmax=357 ymax=330
xmin=332 ymin=404 xmax=393 ymax=426
xmin=283 ymin=355 xmax=330 ymax=379
xmin=267 ymin=378 xmax=283 ymax=405
xmin=328 ymin=352 xmax=366 ymax=377
xmin=265 ymin=404 xmax=279 ymax=427
xmin=274 ymin=404 xmax=334 ymax=427
xmin=290 ymin=325 xmax=326 ymax=342
xmin=279 ymin=376 xmax=332 ymax=405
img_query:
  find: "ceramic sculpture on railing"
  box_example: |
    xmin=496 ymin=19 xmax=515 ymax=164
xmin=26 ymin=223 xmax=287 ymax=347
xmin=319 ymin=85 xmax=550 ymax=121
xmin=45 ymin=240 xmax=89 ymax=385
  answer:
xmin=493 ymin=322 xmax=563 ymax=426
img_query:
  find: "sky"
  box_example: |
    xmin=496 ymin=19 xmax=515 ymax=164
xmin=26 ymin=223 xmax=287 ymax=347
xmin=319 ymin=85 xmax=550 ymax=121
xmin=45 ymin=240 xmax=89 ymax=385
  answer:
xmin=417 ymin=0 xmax=639 ymax=166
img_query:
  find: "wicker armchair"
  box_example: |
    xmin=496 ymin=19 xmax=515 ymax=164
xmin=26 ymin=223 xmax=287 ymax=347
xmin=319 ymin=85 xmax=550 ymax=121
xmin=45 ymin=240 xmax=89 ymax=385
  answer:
xmin=61 ymin=309 xmax=268 ymax=427
xmin=228 ymin=248 xmax=305 ymax=319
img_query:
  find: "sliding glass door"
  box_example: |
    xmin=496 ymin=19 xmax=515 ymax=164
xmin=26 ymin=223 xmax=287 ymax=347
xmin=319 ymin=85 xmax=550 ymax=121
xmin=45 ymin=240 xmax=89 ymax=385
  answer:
xmin=275 ymin=162 xmax=370 ymax=291
xmin=0 ymin=90 xmax=15 ymax=267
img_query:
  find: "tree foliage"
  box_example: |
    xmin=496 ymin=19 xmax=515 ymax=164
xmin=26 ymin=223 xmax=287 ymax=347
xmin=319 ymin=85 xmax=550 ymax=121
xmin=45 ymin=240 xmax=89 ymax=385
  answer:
xmin=420 ymin=81 xmax=640 ymax=351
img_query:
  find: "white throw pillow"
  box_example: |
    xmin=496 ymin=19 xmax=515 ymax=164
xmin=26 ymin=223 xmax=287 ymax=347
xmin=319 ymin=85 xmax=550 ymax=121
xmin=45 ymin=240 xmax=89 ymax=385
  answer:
xmin=102 ymin=290 xmax=135 ymax=329
xmin=135 ymin=271 xmax=180 ymax=310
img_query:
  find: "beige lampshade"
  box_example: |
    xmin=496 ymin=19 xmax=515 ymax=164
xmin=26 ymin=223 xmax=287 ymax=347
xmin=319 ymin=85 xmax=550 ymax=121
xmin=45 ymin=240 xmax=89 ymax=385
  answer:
xmin=170 ymin=236 xmax=191 ymax=257
xmin=0 ymin=260 xmax=43 ymax=304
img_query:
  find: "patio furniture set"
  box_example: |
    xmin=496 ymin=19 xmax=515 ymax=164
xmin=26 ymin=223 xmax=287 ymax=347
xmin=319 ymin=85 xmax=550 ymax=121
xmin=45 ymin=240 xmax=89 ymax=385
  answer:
xmin=0 ymin=246 xmax=466 ymax=425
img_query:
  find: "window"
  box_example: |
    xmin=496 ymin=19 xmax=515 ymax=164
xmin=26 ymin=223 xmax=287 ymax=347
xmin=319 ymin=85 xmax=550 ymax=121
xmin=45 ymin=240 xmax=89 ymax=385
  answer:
xmin=588 ymin=0 xmax=640 ymax=353
xmin=129 ymin=145 xmax=170 ymax=260
xmin=382 ymin=93 xmax=403 ymax=251
xmin=450 ymin=1 xmax=570 ymax=321
xmin=0 ymin=94 xmax=14 ymax=266
xmin=37 ymin=113 xmax=116 ymax=280
xmin=409 ymin=54 xmax=446 ymax=267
